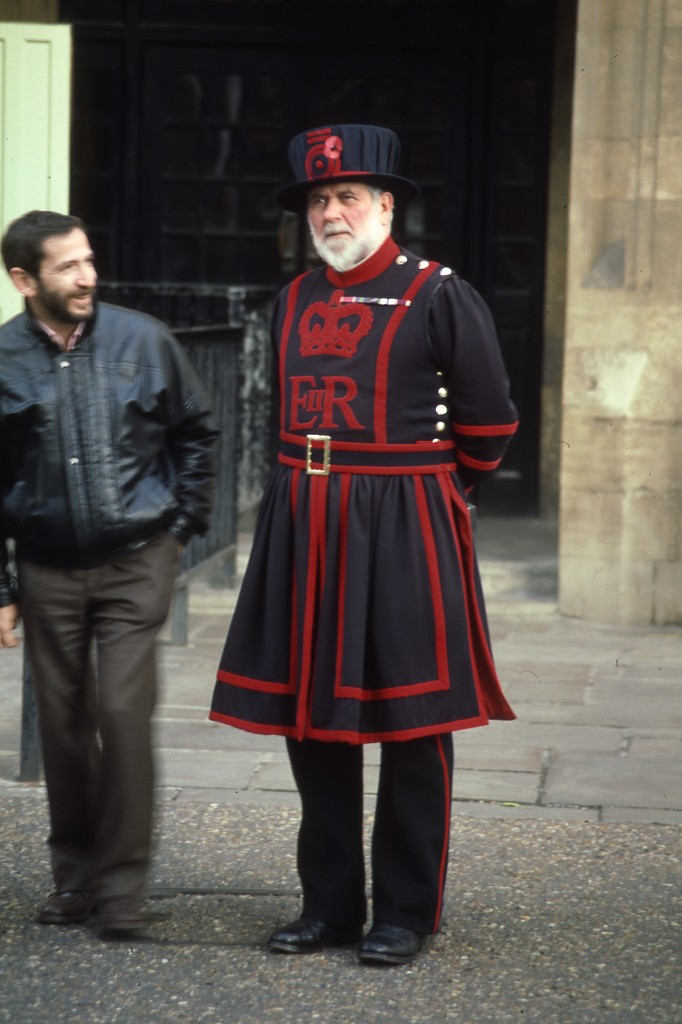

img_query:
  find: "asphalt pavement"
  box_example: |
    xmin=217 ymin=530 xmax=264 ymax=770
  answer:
xmin=1 ymin=517 xmax=680 ymax=1023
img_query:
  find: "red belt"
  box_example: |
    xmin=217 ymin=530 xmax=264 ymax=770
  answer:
xmin=279 ymin=433 xmax=458 ymax=476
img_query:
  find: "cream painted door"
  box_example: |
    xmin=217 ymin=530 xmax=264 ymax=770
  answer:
xmin=0 ymin=22 xmax=71 ymax=323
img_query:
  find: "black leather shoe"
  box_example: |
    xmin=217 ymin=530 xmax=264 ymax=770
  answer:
xmin=268 ymin=916 xmax=363 ymax=954
xmin=95 ymin=896 xmax=148 ymax=935
xmin=38 ymin=890 xmax=93 ymax=925
xmin=358 ymin=922 xmax=428 ymax=965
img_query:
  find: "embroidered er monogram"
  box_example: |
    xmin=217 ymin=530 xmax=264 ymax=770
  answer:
xmin=289 ymin=375 xmax=365 ymax=432
xmin=298 ymin=290 xmax=373 ymax=358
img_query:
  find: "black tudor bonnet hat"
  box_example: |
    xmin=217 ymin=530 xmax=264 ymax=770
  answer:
xmin=276 ymin=124 xmax=420 ymax=213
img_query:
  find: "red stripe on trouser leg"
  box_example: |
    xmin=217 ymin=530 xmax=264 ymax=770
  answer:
xmin=371 ymin=734 xmax=454 ymax=935
xmin=433 ymin=733 xmax=453 ymax=931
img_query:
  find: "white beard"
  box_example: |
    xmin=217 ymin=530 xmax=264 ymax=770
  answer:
xmin=309 ymin=212 xmax=388 ymax=273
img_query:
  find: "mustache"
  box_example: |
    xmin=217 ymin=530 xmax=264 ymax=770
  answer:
xmin=323 ymin=226 xmax=354 ymax=239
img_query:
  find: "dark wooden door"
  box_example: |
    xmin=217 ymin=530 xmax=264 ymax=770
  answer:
xmin=64 ymin=0 xmax=555 ymax=514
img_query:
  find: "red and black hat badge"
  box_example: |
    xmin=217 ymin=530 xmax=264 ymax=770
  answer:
xmin=276 ymin=124 xmax=420 ymax=213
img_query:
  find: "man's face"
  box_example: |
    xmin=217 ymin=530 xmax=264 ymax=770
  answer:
xmin=307 ymin=182 xmax=393 ymax=273
xmin=29 ymin=228 xmax=97 ymax=327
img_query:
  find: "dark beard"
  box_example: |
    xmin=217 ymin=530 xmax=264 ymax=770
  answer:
xmin=37 ymin=287 xmax=96 ymax=324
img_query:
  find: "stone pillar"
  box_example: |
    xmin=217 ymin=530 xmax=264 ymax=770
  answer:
xmin=559 ymin=0 xmax=682 ymax=625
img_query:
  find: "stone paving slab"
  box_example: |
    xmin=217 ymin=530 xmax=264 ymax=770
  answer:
xmin=584 ymin=686 xmax=682 ymax=729
xmin=452 ymin=768 xmax=541 ymax=805
xmin=630 ymin=734 xmax=682 ymax=757
xmin=452 ymin=801 xmax=602 ymax=822
xmin=495 ymin=700 xmax=600 ymax=727
xmin=248 ymin=757 xmax=296 ymax=793
xmin=544 ymin=752 xmax=682 ymax=810
xmin=453 ymin=737 xmax=545 ymax=773
xmin=501 ymin=668 xmax=592 ymax=704
xmin=155 ymin=718 xmax=269 ymax=751
xmin=156 ymin=749 xmax=265 ymax=791
xmin=472 ymin=720 xmax=625 ymax=754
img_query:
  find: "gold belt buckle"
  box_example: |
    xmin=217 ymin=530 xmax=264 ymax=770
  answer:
xmin=306 ymin=434 xmax=331 ymax=476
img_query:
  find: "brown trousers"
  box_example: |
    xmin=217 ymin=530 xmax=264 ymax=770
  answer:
xmin=18 ymin=531 xmax=179 ymax=902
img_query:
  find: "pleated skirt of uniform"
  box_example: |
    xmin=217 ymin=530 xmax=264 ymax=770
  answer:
xmin=209 ymin=463 xmax=514 ymax=742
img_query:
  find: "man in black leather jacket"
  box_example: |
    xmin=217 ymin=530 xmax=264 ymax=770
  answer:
xmin=0 ymin=210 xmax=219 ymax=933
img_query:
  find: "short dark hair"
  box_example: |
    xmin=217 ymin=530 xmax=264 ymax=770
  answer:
xmin=1 ymin=210 xmax=87 ymax=277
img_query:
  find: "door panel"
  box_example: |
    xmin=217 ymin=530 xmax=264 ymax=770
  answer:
xmin=0 ymin=23 xmax=71 ymax=322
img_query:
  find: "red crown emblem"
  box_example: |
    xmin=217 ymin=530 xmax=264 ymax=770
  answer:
xmin=298 ymin=291 xmax=373 ymax=358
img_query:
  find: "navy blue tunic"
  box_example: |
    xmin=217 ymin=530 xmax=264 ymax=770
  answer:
xmin=210 ymin=237 xmax=518 ymax=742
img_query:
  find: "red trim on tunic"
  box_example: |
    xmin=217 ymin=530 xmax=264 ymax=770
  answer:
xmin=457 ymin=451 xmax=504 ymax=471
xmin=334 ymin=474 xmax=351 ymax=695
xmin=279 ymin=455 xmax=458 ymax=476
xmin=212 ymin=472 xmax=512 ymax=723
xmin=207 ymin=709 xmax=490 ymax=743
xmin=374 ymin=263 xmax=441 ymax=443
xmin=452 ymin=420 xmax=519 ymax=437
xmin=281 ymin=432 xmax=456 ymax=454
xmin=293 ymin=717 xmax=492 ymax=741
xmin=279 ymin=433 xmax=458 ymax=475
xmin=437 ymin=473 xmax=491 ymax=722
xmin=316 ymin=474 xmax=329 ymax=596
xmin=297 ymin=473 xmax=329 ymax=738
xmin=215 ymin=669 xmax=293 ymax=694
xmin=337 ymin=679 xmax=451 ymax=701
xmin=334 ymin=474 xmax=451 ymax=701
xmin=441 ymin=474 xmax=514 ymax=721
xmin=413 ymin=475 xmax=450 ymax=688
xmin=208 ymin=711 xmax=298 ymax=737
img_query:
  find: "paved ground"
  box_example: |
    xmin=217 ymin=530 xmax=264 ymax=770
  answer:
xmin=1 ymin=518 xmax=680 ymax=1023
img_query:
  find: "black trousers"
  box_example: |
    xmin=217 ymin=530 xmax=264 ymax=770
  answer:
xmin=18 ymin=532 xmax=179 ymax=902
xmin=286 ymin=733 xmax=454 ymax=935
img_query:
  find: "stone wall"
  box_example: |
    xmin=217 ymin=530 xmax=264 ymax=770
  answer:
xmin=559 ymin=0 xmax=682 ymax=625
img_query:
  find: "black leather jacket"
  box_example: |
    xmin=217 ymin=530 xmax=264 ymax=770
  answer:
xmin=0 ymin=302 xmax=219 ymax=605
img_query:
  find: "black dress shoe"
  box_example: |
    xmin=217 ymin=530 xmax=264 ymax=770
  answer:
xmin=268 ymin=916 xmax=363 ymax=954
xmin=95 ymin=896 xmax=148 ymax=935
xmin=38 ymin=890 xmax=93 ymax=925
xmin=358 ymin=922 xmax=428 ymax=965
